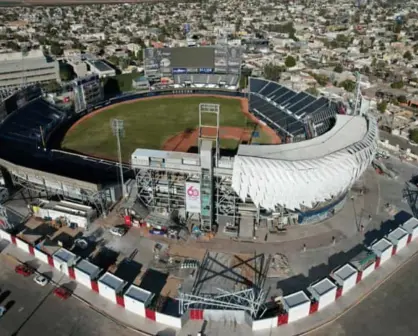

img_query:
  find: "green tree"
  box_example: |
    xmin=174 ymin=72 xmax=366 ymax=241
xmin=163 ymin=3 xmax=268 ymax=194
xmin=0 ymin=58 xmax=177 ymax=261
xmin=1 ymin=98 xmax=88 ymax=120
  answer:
xmin=391 ymin=81 xmax=404 ymax=89
xmin=284 ymin=55 xmax=296 ymax=68
xmin=108 ymin=55 xmax=119 ymax=65
xmin=403 ymin=50 xmax=413 ymax=61
xmin=409 ymin=129 xmax=418 ymax=143
xmin=377 ymin=101 xmax=387 ymax=113
xmin=397 ymin=95 xmax=407 ymax=104
xmin=306 ymin=87 xmax=319 ymax=96
xmin=339 ymin=79 xmax=356 ymax=92
xmin=50 ymin=42 xmax=63 ymax=56
xmin=263 ymin=63 xmax=285 ymax=82
xmin=59 ymin=64 xmax=75 ymax=82
xmin=334 ymin=64 xmax=344 ymax=73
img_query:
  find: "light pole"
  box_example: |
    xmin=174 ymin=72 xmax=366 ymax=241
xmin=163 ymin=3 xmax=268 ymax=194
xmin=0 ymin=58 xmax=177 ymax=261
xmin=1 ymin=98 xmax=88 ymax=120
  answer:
xmin=111 ymin=119 xmax=127 ymax=197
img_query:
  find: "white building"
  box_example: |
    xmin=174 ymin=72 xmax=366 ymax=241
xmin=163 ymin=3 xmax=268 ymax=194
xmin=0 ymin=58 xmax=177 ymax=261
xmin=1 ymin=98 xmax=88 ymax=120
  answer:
xmin=0 ymin=50 xmax=60 ymax=89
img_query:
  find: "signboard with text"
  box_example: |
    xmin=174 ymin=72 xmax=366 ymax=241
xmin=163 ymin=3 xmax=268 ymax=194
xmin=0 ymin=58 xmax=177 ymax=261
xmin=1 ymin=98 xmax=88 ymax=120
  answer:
xmin=185 ymin=182 xmax=201 ymax=213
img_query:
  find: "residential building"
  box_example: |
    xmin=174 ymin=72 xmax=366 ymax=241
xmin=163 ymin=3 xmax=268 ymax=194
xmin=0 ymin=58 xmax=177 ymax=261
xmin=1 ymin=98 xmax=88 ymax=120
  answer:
xmin=0 ymin=50 xmax=60 ymax=89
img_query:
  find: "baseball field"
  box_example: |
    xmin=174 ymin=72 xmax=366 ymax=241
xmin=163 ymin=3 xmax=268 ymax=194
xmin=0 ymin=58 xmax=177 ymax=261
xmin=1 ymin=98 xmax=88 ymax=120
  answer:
xmin=62 ymin=95 xmax=280 ymax=162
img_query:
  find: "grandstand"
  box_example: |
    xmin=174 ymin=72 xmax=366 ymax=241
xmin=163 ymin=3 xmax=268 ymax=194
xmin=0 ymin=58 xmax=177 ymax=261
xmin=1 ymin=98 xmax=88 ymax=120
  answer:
xmin=249 ymin=78 xmax=338 ymax=142
xmin=0 ymin=98 xmax=69 ymax=146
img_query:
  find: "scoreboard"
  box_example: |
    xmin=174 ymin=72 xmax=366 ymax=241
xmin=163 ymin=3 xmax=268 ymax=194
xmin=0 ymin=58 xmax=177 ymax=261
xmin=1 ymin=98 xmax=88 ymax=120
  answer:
xmin=144 ymin=46 xmax=242 ymax=77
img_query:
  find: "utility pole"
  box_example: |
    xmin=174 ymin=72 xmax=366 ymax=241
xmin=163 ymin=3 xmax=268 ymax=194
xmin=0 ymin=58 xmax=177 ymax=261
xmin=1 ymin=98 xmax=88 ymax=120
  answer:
xmin=111 ymin=119 xmax=127 ymax=197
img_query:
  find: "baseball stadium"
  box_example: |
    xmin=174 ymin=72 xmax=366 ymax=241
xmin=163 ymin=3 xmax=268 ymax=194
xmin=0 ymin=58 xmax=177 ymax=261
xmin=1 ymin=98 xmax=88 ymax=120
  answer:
xmin=0 ymin=45 xmax=378 ymax=236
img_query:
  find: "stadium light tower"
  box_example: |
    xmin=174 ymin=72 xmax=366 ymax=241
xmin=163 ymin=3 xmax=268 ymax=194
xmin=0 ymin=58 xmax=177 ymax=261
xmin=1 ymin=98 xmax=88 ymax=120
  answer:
xmin=111 ymin=119 xmax=127 ymax=197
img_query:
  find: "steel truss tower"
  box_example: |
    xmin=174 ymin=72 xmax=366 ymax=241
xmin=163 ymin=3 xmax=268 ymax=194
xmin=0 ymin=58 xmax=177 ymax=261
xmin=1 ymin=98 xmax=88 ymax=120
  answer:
xmin=178 ymin=252 xmax=270 ymax=319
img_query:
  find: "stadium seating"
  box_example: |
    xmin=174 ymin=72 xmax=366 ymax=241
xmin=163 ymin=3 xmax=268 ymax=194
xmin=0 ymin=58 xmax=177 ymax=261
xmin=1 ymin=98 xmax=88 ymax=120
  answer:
xmin=249 ymin=78 xmax=338 ymax=140
xmin=0 ymin=98 xmax=68 ymax=145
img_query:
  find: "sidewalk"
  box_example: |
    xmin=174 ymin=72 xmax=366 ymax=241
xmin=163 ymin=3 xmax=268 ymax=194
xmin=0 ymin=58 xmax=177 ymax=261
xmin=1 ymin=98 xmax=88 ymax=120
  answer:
xmin=255 ymin=238 xmax=418 ymax=336
xmin=1 ymin=242 xmax=173 ymax=336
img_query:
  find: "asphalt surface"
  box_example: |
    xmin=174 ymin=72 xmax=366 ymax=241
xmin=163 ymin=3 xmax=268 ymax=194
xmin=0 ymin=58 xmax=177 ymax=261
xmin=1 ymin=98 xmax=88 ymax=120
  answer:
xmin=310 ymin=251 xmax=418 ymax=336
xmin=0 ymin=255 xmax=136 ymax=336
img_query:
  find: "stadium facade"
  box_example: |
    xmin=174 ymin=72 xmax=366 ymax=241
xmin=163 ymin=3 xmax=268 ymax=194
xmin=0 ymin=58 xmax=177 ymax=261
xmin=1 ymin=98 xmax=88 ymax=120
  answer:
xmin=0 ymin=74 xmax=378 ymax=232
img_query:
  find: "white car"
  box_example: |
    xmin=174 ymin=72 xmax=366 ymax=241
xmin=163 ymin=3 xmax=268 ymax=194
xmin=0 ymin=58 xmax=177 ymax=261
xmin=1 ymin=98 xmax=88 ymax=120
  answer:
xmin=34 ymin=275 xmax=49 ymax=287
xmin=109 ymin=227 xmax=127 ymax=237
xmin=0 ymin=306 xmax=6 ymax=317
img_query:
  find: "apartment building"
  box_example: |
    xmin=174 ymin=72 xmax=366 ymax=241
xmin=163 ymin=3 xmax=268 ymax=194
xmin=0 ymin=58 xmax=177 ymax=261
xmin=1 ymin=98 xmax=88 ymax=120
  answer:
xmin=0 ymin=50 xmax=60 ymax=89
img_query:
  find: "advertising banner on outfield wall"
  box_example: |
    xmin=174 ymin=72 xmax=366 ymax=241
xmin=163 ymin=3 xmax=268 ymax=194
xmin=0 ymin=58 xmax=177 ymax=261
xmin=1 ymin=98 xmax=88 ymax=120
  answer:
xmin=185 ymin=182 xmax=201 ymax=213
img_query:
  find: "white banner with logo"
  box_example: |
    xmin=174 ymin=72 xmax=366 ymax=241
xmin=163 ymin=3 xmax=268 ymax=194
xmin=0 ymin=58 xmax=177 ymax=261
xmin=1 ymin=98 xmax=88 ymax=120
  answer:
xmin=185 ymin=182 xmax=201 ymax=213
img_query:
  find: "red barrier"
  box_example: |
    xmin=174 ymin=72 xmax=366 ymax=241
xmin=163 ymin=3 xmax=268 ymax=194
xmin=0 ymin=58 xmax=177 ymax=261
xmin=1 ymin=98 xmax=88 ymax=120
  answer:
xmin=28 ymin=245 xmax=35 ymax=255
xmin=91 ymin=280 xmax=99 ymax=292
xmin=392 ymin=246 xmax=397 ymax=256
xmin=47 ymin=255 xmax=54 ymax=267
xmin=356 ymin=271 xmax=362 ymax=284
xmin=189 ymin=309 xmax=204 ymax=320
xmin=116 ymin=295 xmax=125 ymax=307
xmin=11 ymin=236 xmax=16 ymax=245
xmin=309 ymin=302 xmax=318 ymax=314
xmin=375 ymin=257 xmax=381 ymax=269
xmin=407 ymin=234 xmax=412 ymax=244
xmin=277 ymin=313 xmax=288 ymax=325
xmin=145 ymin=308 xmax=156 ymax=321
xmin=68 ymin=267 xmax=75 ymax=279
xmin=335 ymin=287 xmax=343 ymax=299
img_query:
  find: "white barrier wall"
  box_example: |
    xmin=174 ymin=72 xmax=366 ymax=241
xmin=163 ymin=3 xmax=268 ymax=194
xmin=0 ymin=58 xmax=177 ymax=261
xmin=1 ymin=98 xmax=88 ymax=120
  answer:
xmin=34 ymin=248 xmax=49 ymax=264
xmin=283 ymin=291 xmax=311 ymax=323
xmin=332 ymin=264 xmax=358 ymax=295
xmin=53 ymin=257 xmax=70 ymax=276
xmin=124 ymin=294 xmax=146 ymax=316
xmin=388 ymin=228 xmax=409 ymax=253
xmin=98 ymin=282 xmax=117 ymax=303
xmin=74 ymin=268 xmax=94 ymax=289
xmin=372 ymin=238 xmax=393 ymax=266
xmin=0 ymin=229 xmax=11 ymax=242
xmin=15 ymin=238 xmax=30 ymax=253
xmin=402 ymin=218 xmax=418 ymax=240
xmin=252 ymin=317 xmax=277 ymax=331
xmin=361 ymin=262 xmax=375 ymax=279
xmin=155 ymin=313 xmax=182 ymax=328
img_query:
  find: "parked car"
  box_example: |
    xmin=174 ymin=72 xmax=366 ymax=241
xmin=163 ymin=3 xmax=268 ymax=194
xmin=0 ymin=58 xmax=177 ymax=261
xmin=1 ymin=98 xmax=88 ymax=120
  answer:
xmin=15 ymin=264 xmax=34 ymax=277
xmin=53 ymin=287 xmax=71 ymax=300
xmin=109 ymin=227 xmax=127 ymax=237
xmin=0 ymin=306 xmax=6 ymax=318
xmin=33 ymin=275 xmax=49 ymax=287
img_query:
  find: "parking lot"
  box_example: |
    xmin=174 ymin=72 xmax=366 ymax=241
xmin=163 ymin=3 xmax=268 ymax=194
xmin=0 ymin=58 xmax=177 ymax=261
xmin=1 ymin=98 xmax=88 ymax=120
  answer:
xmin=0 ymin=253 xmax=138 ymax=336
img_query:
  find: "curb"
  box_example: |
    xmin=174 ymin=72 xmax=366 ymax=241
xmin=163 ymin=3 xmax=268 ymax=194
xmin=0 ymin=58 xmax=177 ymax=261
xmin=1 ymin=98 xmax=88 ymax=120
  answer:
xmin=300 ymin=248 xmax=418 ymax=335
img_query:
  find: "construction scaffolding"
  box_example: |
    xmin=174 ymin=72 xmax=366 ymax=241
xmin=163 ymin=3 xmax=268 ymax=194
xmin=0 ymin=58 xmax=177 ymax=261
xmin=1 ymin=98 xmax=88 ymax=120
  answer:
xmin=178 ymin=252 xmax=270 ymax=319
xmin=403 ymin=181 xmax=418 ymax=218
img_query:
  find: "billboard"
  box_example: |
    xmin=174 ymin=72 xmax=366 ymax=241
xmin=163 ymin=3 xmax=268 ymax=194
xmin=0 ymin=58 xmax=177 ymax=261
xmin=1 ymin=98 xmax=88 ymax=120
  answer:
xmin=185 ymin=182 xmax=201 ymax=213
xmin=144 ymin=46 xmax=242 ymax=77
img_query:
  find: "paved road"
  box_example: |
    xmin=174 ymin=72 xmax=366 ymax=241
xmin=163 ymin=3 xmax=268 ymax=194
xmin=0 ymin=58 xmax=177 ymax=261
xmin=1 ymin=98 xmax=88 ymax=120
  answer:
xmin=0 ymin=256 xmax=136 ymax=336
xmin=309 ymin=252 xmax=418 ymax=336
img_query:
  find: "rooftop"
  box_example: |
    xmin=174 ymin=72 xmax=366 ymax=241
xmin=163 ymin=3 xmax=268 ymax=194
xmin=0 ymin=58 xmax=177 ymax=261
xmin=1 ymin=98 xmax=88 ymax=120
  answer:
xmin=333 ymin=264 xmax=357 ymax=282
xmin=99 ymin=272 xmax=126 ymax=290
xmin=88 ymin=60 xmax=114 ymax=72
xmin=310 ymin=278 xmax=337 ymax=296
xmin=371 ymin=238 xmax=393 ymax=253
xmin=0 ymin=50 xmax=45 ymax=62
xmin=75 ymin=259 xmax=101 ymax=276
xmin=53 ymin=248 xmax=77 ymax=264
xmin=402 ymin=217 xmax=418 ymax=233
xmin=387 ymin=227 xmax=408 ymax=243
xmin=283 ymin=290 xmax=310 ymax=309
xmin=132 ymin=148 xmax=199 ymax=161
xmin=125 ymin=284 xmax=153 ymax=303
xmin=238 ymin=115 xmax=368 ymax=161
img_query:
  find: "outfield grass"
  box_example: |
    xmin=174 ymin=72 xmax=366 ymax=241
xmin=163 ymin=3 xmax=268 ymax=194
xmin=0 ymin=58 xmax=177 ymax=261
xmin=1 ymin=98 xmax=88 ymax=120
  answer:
xmin=62 ymin=96 xmax=272 ymax=161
